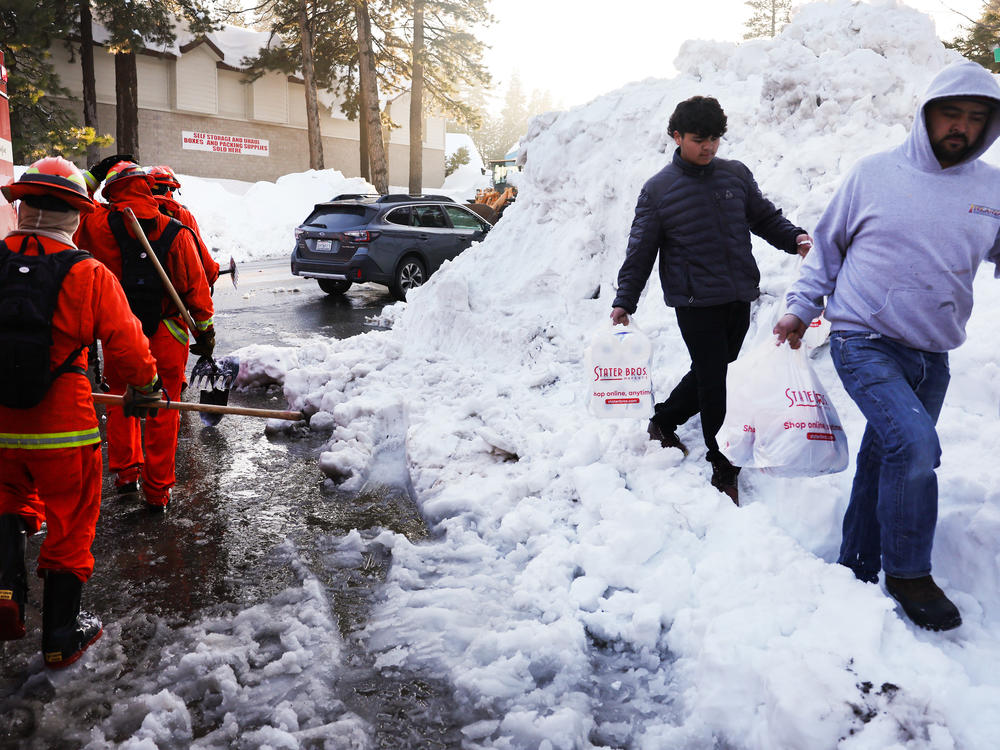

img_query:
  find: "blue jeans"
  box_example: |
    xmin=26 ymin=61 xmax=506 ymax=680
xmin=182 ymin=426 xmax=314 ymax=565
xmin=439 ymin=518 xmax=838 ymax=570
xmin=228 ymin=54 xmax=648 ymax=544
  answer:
xmin=830 ymin=332 xmax=950 ymax=579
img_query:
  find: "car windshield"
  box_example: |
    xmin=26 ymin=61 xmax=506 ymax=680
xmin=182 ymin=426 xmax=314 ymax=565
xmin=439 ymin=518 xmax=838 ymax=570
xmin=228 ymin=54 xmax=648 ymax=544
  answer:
xmin=302 ymin=205 xmax=373 ymax=231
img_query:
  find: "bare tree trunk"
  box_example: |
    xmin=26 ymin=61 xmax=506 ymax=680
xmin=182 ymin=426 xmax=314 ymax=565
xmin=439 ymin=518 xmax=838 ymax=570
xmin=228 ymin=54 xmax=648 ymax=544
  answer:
xmin=359 ymin=79 xmax=370 ymax=181
xmin=407 ymin=0 xmax=424 ymax=194
xmin=354 ymin=0 xmax=388 ymax=194
xmin=79 ymin=0 xmax=100 ymax=164
xmin=298 ymin=0 xmax=324 ymax=169
xmin=114 ymin=51 xmax=140 ymax=158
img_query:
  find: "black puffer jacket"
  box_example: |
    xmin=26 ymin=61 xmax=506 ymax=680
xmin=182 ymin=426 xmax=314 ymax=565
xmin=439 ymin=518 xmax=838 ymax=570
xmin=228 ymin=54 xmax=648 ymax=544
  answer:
xmin=613 ymin=149 xmax=804 ymax=311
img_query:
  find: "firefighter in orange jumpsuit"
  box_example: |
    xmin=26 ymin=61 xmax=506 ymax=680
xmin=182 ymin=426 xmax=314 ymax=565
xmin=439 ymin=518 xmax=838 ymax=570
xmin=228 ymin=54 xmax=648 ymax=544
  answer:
xmin=147 ymin=165 xmax=220 ymax=289
xmin=0 ymin=157 xmax=161 ymax=668
xmin=75 ymin=161 xmax=215 ymax=509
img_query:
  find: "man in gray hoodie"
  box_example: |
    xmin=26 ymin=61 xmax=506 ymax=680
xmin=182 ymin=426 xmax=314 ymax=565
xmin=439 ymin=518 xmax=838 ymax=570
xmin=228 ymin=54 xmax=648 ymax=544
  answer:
xmin=775 ymin=60 xmax=1000 ymax=631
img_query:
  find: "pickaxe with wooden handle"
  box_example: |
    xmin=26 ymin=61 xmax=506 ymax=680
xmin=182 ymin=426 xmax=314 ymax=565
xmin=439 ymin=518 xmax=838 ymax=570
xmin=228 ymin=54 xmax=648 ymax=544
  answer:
xmin=93 ymin=393 xmax=304 ymax=422
xmin=123 ymin=207 xmax=199 ymax=333
xmin=216 ymin=255 xmax=238 ymax=287
xmin=122 ymin=207 xmax=236 ymax=425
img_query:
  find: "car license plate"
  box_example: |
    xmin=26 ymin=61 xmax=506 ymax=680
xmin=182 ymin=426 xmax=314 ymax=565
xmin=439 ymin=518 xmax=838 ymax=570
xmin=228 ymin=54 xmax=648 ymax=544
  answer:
xmin=315 ymin=239 xmax=334 ymax=252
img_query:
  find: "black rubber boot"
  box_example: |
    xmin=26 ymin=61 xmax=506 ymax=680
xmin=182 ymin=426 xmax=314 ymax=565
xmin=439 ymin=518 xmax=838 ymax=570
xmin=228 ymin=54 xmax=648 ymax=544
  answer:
xmin=41 ymin=571 xmax=102 ymax=669
xmin=885 ymin=574 xmax=962 ymax=631
xmin=0 ymin=514 xmax=28 ymax=640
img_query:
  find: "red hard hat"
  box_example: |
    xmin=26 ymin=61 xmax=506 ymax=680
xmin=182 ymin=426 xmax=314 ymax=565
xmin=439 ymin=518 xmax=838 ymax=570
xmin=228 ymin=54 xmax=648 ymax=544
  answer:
xmin=104 ymin=160 xmax=150 ymax=189
xmin=1 ymin=156 xmax=95 ymax=213
xmin=147 ymin=165 xmax=181 ymax=190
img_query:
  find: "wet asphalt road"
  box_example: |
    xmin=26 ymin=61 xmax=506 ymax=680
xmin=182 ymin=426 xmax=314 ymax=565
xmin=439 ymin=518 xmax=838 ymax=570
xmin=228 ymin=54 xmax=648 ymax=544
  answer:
xmin=1 ymin=260 xmax=461 ymax=747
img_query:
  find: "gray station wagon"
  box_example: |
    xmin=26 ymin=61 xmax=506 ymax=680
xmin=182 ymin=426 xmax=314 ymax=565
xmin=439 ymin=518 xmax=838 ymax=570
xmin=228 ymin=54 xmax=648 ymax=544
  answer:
xmin=290 ymin=193 xmax=492 ymax=300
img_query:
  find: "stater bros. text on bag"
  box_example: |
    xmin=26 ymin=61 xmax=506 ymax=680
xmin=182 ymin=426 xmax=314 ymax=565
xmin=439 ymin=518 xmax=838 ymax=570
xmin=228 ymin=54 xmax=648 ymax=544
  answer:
xmin=586 ymin=322 xmax=653 ymax=419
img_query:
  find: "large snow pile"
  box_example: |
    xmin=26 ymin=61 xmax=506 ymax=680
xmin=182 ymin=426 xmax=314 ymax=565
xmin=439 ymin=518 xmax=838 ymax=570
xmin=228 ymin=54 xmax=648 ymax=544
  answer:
xmin=193 ymin=1 xmax=1000 ymax=747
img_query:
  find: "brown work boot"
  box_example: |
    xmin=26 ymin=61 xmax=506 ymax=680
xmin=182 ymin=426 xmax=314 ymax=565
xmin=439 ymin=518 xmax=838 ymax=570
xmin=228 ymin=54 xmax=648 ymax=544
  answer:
xmin=647 ymin=420 xmax=688 ymax=455
xmin=708 ymin=452 xmax=740 ymax=506
xmin=885 ymin=575 xmax=962 ymax=631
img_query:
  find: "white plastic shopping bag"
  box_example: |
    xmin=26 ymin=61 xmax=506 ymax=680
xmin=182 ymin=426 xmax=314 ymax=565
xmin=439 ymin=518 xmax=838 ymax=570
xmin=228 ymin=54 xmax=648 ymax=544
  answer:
xmin=585 ymin=321 xmax=653 ymax=418
xmin=801 ymin=311 xmax=831 ymax=353
xmin=717 ymin=338 xmax=849 ymax=477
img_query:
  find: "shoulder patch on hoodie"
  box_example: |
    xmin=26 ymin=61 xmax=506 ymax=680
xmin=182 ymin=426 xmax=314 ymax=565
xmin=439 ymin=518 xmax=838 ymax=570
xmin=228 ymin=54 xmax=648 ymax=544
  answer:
xmin=969 ymin=203 xmax=1000 ymax=219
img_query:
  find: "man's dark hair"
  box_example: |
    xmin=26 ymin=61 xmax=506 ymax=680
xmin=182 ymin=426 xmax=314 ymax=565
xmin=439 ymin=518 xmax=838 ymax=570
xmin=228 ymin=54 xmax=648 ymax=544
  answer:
xmin=668 ymin=96 xmax=728 ymax=138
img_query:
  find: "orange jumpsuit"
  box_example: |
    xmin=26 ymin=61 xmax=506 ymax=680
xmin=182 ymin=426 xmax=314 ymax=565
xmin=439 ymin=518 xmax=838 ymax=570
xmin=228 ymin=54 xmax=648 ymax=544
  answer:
xmin=155 ymin=194 xmax=220 ymax=287
xmin=76 ymin=182 xmax=214 ymax=507
xmin=0 ymin=234 xmax=158 ymax=580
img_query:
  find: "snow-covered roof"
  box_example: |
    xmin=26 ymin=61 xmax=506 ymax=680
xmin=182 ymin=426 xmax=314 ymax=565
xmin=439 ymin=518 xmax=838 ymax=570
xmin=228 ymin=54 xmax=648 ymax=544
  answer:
xmin=89 ymin=16 xmax=278 ymax=70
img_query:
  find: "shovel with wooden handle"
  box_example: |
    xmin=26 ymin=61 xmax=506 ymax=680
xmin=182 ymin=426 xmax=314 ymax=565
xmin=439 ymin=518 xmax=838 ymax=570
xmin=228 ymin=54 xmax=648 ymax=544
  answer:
xmin=122 ymin=208 xmax=236 ymax=425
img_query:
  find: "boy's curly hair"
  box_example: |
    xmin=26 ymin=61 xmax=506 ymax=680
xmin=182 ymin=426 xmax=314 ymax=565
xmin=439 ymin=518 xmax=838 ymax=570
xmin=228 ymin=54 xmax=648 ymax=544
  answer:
xmin=668 ymin=96 xmax=728 ymax=138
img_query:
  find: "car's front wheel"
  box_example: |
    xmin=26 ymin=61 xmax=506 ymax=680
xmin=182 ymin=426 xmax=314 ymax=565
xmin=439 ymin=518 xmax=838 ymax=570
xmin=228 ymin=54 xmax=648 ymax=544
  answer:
xmin=318 ymin=279 xmax=352 ymax=295
xmin=389 ymin=256 xmax=426 ymax=301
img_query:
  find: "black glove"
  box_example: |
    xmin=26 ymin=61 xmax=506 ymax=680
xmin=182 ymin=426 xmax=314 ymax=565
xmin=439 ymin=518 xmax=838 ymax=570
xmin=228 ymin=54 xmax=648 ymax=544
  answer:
xmin=189 ymin=326 xmax=216 ymax=359
xmin=87 ymin=153 xmax=134 ymax=185
xmin=123 ymin=378 xmax=163 ymax=419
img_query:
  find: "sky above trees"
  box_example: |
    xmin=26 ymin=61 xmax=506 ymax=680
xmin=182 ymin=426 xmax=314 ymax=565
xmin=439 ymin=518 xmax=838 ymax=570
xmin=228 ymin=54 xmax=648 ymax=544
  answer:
xmin=481 ymin=0 xmax=984 ymax=110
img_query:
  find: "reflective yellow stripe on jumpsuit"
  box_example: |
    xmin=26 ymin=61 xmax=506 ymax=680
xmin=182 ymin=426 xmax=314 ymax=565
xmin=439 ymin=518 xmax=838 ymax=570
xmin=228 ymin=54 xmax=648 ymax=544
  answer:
xmin=0 ymin=428 xmax=102 ymax=450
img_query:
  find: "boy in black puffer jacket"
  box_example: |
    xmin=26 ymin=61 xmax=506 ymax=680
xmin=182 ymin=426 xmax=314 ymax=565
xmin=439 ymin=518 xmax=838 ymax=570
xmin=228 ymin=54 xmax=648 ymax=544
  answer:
xmin=610 ymin=96 xmax=812 ymax=504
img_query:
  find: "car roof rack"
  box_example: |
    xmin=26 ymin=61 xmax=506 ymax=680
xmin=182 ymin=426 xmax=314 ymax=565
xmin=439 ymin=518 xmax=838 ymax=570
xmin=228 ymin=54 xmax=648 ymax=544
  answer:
xmin=329 ymin=193 xmax=382 ymax=202
xmin=377 ymin=193 xmax=456 ymax=203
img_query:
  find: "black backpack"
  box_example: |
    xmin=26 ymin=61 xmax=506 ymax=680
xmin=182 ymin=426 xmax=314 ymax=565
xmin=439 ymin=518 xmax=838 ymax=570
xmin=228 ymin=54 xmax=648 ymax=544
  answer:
xmin=0 ymin=236 xmax=92 ymax=409
xmin=107 ymin=211 xmax=182 ymax=337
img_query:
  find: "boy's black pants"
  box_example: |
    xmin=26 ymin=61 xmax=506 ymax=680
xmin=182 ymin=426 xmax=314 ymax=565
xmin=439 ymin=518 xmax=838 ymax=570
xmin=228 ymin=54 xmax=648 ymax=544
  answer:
xmin=652 ymin=301 xmax=751 ymax=457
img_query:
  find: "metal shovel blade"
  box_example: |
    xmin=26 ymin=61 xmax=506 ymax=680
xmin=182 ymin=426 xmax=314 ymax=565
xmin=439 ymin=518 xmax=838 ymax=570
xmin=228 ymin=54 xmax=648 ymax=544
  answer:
xmin=198 ymin=386 xmax=229 ymax=426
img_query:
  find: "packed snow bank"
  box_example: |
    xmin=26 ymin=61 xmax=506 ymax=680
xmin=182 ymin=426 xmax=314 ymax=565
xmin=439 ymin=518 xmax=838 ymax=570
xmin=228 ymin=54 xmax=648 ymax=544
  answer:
xmin=174 ymin=155 xmax=488 ymax=260
xmin=176 ymin=168 xmax=375 ymax=262
xmin=234 ymin=1 xmax=1000 ymax=747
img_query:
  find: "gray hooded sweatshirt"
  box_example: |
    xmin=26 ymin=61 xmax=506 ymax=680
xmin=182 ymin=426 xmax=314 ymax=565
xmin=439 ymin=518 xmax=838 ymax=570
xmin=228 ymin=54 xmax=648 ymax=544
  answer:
xmin=785 ymin=60 xmax=1000 ymax=352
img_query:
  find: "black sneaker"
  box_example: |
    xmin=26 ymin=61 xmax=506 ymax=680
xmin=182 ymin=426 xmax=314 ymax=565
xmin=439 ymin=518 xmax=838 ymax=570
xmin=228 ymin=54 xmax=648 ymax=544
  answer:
xmin=885 ymin=575 xmax=962 ymax=631
xmin=708 ymin=453 xmax=740 ymax=505
xmin=116 ymin=480 xmax=140 ymax=500
xmin=647 ymin=420 xmax=689 ymax=455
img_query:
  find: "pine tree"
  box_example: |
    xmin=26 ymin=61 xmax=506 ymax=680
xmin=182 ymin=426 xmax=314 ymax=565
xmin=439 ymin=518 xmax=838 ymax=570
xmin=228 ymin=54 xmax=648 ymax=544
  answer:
xmin=444 ymin=145 xmax=469 ymax=176
xmin=500 ymin=71 xmax=528 ymax=150
xmin=405 ymin=0 xmax=492 ymax=192
xmin=242 ymin=0 xmax=358 ymax=171
xmin=949 ymin=0 xmax=1000 ymax=72
xmin=77 ymin=0 xmax=101 ymax=164
xmin=454 ymin=72 xmax=555 ymax=163
xmin=354 ymin=0 xmax=389 ymax=192
xmin=407 ymin=0 xmax=425 ymax=192
xmin=93 ymin=0 xmax=216 ymax=158
xmin=0 ymin=0 xmax=110 ymax=161
xmin=743 ymin=0 xmax=791 ymax=40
